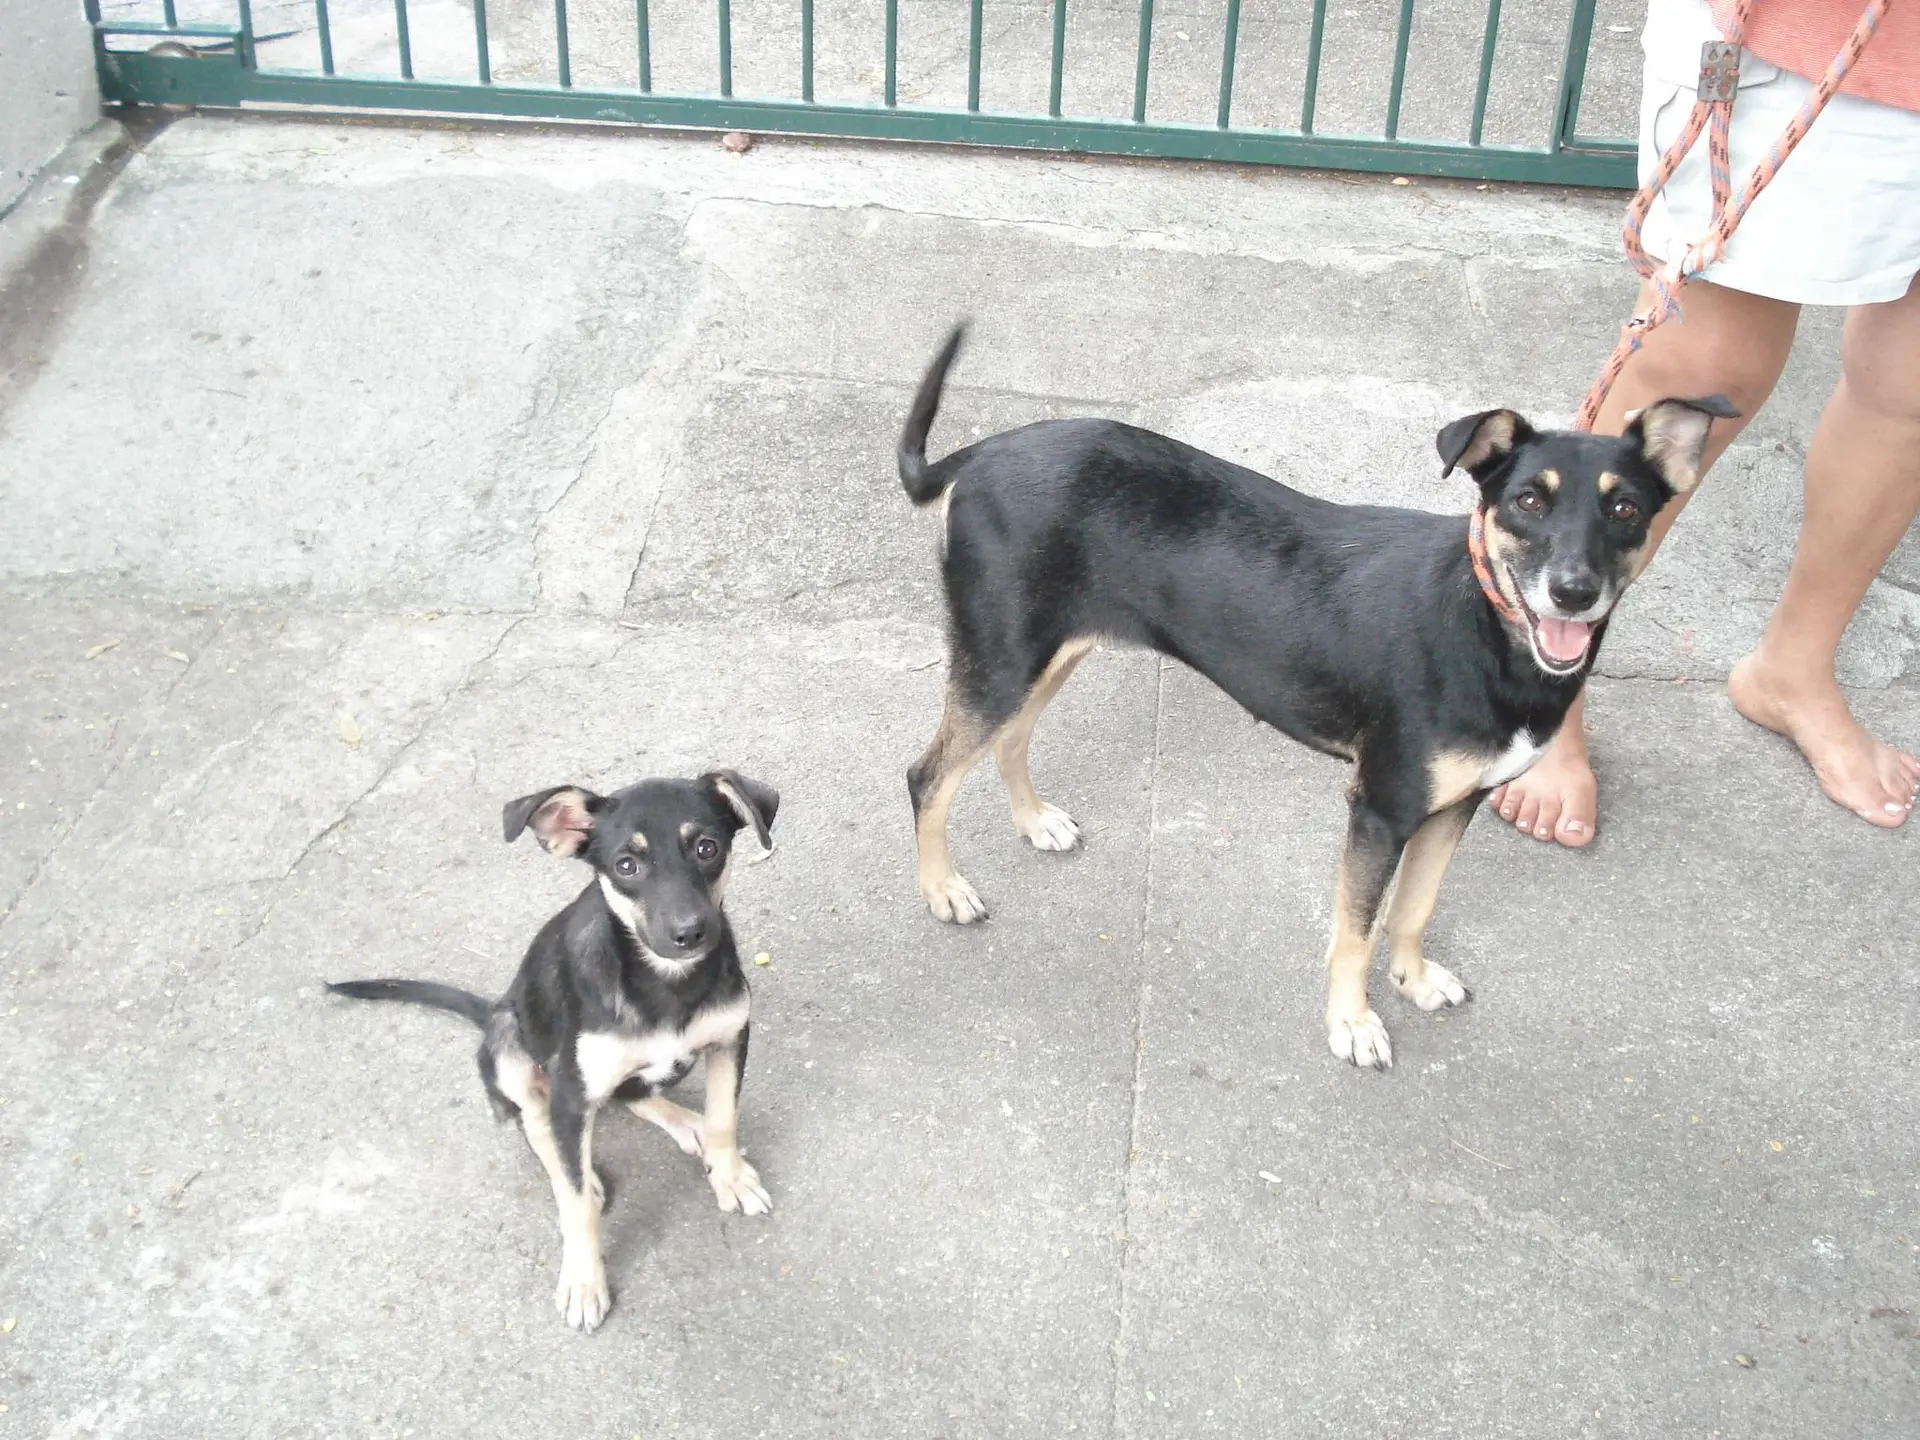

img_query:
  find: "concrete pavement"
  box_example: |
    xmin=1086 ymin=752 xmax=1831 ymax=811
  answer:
xmin=0 ymin=114 xmax=1915 ymax=1438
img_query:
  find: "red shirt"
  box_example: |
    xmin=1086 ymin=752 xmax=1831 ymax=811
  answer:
xmin=1710 ymin=0 xmax=1920 ymax=111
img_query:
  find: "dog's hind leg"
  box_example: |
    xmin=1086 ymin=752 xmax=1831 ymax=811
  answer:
xmin=1385 ymin=799 xmax=1476 ymax=1013
xmin=908 ymin=683 xmax=994 ymax=923
xmin=627 ymin=1095 xmax=706 ymax=1157
xmin=993 ymin=637 xmax=1096 ymax=853
xmin=1324 ymin=796 xmax=1414 ymax=1071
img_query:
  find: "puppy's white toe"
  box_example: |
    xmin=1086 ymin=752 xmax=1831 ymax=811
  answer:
xmin=707 ymin=1155 xmax=773 ymax=1216
xmin=923 ymin=873 xmax=989 ymax=924
xmin=555 ymin=1257 xmax=610 ymax=1333
xmin=659 ymin=1116 xmax=705 ymax=1157
xmin=1393 ymin=962 xmax=1471 ymax=1012
xmin=1327 ymin=1011 xmax=1393 ymax=1070
xmin=1021 ymin=804 xmax=1082 ymax=852
xmin=630 ymin=1100 xmax=707 ymax=1157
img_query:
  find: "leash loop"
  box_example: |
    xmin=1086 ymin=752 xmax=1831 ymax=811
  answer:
xmin=1571 ymin=0 xmax=1891 ymax=434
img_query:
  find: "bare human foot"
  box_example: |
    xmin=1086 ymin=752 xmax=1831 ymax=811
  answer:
xmin=1486 ymin=721 xmax=1598 ymax=847
xmin=1728 ymin=651 xmax=1920 ymax=827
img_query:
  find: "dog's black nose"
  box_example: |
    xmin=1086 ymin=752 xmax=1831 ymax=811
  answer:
xmin=1547 ymin=575 xmax=1601 ymax=613
xmin=670 ymin=916 xmax=708 ymax=951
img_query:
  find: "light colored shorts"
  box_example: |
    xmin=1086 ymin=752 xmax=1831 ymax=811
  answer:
xmin=1638 ymin=0 xmax=1920 ymax=306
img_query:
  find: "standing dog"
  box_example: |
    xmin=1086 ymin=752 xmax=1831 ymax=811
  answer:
xmin=898 ymin=326 xmax=1731 ymax=1069
xmin=328 ymin=770 xmax=778 ymax=1332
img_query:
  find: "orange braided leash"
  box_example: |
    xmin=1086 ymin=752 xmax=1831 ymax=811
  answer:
xmin=1572 ymin=0 xmax=1892 ymax=434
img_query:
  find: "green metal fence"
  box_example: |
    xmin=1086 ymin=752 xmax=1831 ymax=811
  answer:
xmin=87 ymin=0 xmax=1638 ymax=185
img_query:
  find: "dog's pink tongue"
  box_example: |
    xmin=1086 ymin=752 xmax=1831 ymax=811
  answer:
xmin=1536 ymin=618 xmax=1592 ymax=663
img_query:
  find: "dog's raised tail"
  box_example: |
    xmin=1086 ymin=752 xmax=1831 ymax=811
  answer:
xmin=326 ymin=978 xmax=492 ymax=1028
xmin=898 ymin=323 xmax=966 ymax=506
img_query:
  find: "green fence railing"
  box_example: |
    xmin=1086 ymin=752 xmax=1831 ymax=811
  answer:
xmin=86 ymin=0 xmax=1639 ymax=186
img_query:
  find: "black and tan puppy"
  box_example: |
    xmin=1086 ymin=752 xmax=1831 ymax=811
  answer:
xmin=898 ymin=326 xmax=1732 ymax=1070
xmin=328 ymin=770 xmax=778 ymax=1332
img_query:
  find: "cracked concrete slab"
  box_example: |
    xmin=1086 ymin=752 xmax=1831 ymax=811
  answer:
xmin=0 ymin=113 xmax=1915 ymax=1439
xmin=0 ymin=608 xmax=514 ymax=1221
xmin=0 ymin=147 xmax=695 ymax=609
xmin=627 ymin=370 xmax=1135 ymax=626
xmin=2 ymin=616 xmax=1160 ymax=1436
xmin=0 ymin=597 xmax=221 ymax=918
xmin=1123 ymin=671 xmax=1917 ymax=1439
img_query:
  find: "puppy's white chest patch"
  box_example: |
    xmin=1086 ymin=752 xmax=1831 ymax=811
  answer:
xmin=1479 ymin=731 xmax=1545 ymax=789
xmin=574 ymin=994 xmax=751 ymax=1102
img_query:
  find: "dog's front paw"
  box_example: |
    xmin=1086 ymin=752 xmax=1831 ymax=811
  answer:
xmin=555 ymin=1253 xmax=610 ymax=1333
xmin=922 ymin=872 xmax=988 ymax=925
xmin=1020 ymin=803 xmax=1082 ymax=853
xmin=706 ymin=1153 xmax=772 ymax=1216
xmin=1392 ymin=961 xmax=1471 ymax=1012
xmin=1327 ymin=1010 xmax=1393 ymax=1070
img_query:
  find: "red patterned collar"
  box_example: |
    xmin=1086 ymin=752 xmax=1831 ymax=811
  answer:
xmin=1468 ymin=508 xmax=1525 ymax=625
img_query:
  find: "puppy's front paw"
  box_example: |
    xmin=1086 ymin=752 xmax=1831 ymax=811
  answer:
xmin=922 ymin=872 xmax=988 ymax=925
xmin=1327 ymin=1011 xmax=1393 ymax=1070
xmin=555 ymin=1253 xmax=610 ymax=1333
xmin=1392 ymin=961 xmax=1471 ymax=1012
xmin=706 ymin=1153 xmax=772 ymax=1216
xmin=1020 ymin=803 xmax=1082 ymax=853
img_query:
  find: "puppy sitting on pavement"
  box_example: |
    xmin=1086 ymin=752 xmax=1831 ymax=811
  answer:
xmin=328 ymin=769 xmax=779 ymax=1333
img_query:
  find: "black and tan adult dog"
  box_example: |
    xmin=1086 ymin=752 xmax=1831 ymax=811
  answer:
xmin=328 ymin=770 xmax=778 ymax=1332
xmin=898 ymin=327 xmax=1731 ymax=1070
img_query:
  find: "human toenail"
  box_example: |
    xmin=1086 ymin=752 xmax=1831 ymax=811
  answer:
xmin=1501 ymin=808 xmax=1515 ymax=820
xmin=1517 ymin=821 xmax=1529 ymax=832
xmin=1888 ymin=803 xmax=1905 ymax=814
xmin=1563 ymin=821 xmax=1585 ymax=835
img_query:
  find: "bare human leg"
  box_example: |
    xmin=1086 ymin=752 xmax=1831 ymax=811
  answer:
xmin=1727 ymin=279 xmax=1920 ymax=825
xmin=1489 ymin=278 xmax=1799 ymax=844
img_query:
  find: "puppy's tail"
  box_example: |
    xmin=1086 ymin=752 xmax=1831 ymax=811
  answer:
xmin=326 ymin=978 xmax=492 ymax=1029
xmin=898 ymin=323 xmax=966 ymax=506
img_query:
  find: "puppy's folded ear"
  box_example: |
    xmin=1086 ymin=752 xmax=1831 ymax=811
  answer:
xmin=701 ymin=770 xmax=780 ymax=853
xmin=1626 ymin=395 xmax=1739 ymax=493
xmin=502 ymin=785 xmax=602 ymax=857
xmin=1436 ymin=408 xmax=1535 ymax=481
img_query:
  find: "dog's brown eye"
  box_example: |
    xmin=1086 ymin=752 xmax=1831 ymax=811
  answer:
xmin=1609 ymin=496 xmax=1640 ymax=522
xmin=1514 ymin=490 xmax=1544 ymax=514
xmin=615 ymin=856 xmax=638 ymax=877
xmin=694 ymin=837 xmax=720 ymax=862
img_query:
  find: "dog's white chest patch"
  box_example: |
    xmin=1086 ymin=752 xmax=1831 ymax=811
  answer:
xmin=1479 ymin=731 xmax=1545 ymax=789
xmin=574 ymin=994 xmax=751 ymax=1102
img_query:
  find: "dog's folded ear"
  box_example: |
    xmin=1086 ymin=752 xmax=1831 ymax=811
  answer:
xmin=502 ymin=785 xmax=602 ymax=857
xmin=701 ymin=770 xmax=780 ymax=854
xmin=1436 ymin=408 xmax=1535 ymax=481
xmin=1625 ymin=395 xmax=1739 ymax=493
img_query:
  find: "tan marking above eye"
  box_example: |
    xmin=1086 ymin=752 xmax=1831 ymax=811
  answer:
xmin=1596 ymin=471 xmax=1620 ymax=495
xmin=627 ymin=834 xmax=649 ymax=854
xmin=1535 ymin=469 xmax=1560 ymax=493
